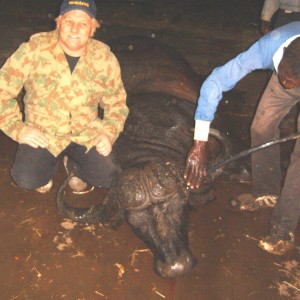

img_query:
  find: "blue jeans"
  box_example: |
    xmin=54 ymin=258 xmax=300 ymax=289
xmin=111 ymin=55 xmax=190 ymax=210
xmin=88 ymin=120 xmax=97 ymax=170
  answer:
xmin=251 ymin=73 xmax=300 ymax=233
xmin=11 ymin=142 xmax=121 ymax=190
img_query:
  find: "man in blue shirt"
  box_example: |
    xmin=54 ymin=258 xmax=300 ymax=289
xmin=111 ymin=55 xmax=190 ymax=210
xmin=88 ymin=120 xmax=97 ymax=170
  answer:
xmin=184 ymin=22 xmax=300 ymax=255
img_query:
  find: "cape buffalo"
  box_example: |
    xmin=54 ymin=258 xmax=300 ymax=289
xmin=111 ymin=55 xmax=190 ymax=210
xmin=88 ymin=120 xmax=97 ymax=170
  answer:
xmin=57 ymin=36 xmax=231 ymax=278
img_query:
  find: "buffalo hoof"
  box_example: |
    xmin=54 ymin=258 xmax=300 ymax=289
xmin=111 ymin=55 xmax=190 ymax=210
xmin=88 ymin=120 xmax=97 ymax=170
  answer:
xmin=155 ymin=249 xmax=197 ymax=278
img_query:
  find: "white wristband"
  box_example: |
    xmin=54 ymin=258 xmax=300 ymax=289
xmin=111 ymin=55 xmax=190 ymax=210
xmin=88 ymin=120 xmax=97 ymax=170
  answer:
xmin=194 ymin=120 xmax=211 ymax=141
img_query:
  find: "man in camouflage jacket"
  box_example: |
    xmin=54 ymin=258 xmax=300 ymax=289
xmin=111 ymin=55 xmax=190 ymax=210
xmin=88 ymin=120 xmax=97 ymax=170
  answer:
xmin=0 ymin=0 xmax=128 ymax=193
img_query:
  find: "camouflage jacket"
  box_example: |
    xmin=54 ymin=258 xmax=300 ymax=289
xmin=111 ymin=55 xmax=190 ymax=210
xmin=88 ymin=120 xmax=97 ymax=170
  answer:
xmin=0 ymin=30 xmax=128 ymax=157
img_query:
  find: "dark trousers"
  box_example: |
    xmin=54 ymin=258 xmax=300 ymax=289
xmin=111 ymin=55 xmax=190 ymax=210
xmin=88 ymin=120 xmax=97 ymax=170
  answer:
xmin=251 ymin=74 xmax=300 ymax=233
xmin=11 ymin=142 xmax=121 ymax=190
xmin=273 ymin=10 xmax=300 ymax=29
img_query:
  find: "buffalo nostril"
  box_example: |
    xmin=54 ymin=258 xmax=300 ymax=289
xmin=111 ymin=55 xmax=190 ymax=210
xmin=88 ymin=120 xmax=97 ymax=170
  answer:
xmin=155 ymin=249 xmax=197 ymax=278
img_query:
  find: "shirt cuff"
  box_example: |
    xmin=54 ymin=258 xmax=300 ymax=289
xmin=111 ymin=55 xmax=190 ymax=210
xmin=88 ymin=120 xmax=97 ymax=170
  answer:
xmin=194 ymin=120 xmax=211 ymax=141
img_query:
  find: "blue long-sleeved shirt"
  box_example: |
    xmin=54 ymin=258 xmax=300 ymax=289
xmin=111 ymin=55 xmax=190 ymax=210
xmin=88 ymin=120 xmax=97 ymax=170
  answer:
xmin=195 ymin=21 xmax=300 ymax=123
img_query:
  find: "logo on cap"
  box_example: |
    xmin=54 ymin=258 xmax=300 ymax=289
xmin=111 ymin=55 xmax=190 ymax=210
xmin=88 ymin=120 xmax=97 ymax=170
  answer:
xmin=68 ymin=1 xmax=89 ymax=8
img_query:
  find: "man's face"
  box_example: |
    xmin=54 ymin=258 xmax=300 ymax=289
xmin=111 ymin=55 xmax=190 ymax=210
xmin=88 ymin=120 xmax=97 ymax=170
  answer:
xmin=57 ymin=10 xmax=96 ymax=57
xmin=277 ymin=59 xmax=300 ymax=89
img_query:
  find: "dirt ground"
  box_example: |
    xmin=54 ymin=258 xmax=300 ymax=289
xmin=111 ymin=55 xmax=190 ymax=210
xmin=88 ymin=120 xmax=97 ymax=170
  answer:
xmin=0 ymin=0 xmax=300 ymax=299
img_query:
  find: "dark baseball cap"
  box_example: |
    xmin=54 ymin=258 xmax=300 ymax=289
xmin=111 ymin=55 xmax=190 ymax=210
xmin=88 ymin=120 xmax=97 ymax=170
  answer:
xmin=59 ymin=0 xmax=97 ymax=18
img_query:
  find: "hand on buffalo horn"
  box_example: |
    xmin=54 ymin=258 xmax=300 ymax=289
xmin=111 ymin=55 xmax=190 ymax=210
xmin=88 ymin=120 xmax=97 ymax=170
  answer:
xmin=184 ymin=140 xmax=208 ymax=189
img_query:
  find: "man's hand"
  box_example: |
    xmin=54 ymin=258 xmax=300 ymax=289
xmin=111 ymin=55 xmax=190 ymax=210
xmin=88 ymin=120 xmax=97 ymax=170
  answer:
xmin=260 ymin=20 xmax=272 ymax=35
xmin=184 ymin=140 xmax=208 ymax=189
xmin=93 ymin=134 xmax=112 ymax=156
xmin=18 ymin=126 xmax=49 ymax=148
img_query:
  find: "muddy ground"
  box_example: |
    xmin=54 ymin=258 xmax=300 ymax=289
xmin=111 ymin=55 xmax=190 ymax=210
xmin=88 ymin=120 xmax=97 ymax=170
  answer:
xmin=0 ymin=0 xmax=300 ymax=299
